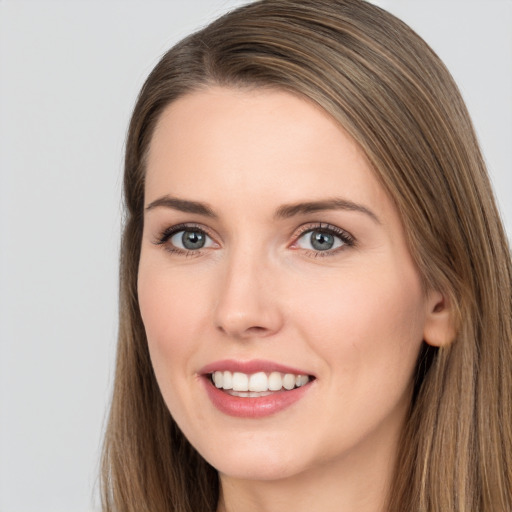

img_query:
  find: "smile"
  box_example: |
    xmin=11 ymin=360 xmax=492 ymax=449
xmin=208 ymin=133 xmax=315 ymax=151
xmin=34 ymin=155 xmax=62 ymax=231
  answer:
xmin=211 ymin=371 xmax=311 ymax=395
xmin=200 ymin=361 xmax=315 ymax=418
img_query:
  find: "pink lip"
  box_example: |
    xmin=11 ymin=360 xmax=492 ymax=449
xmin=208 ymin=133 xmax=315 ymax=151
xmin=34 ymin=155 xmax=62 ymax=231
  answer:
xmin=199 ymin=359 xmax=315 ymax=419
xmin=199 ymin=359 xmax=313 ymax=376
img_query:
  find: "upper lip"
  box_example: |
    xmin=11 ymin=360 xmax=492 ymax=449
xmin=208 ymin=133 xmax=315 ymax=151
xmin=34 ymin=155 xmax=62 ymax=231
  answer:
xmin=199 ymin=359 xmax=314 ymax=377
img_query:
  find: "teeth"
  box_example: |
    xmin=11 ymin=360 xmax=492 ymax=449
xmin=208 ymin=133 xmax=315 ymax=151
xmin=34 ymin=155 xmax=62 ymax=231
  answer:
xmin=214 ymin=371 xmax=223 ymax=388
xmin=223 ymin=371 xmax=233 ymax=390
xmin=249 ymin=372 xmax=268 ymax=392
xmin=296 ymin=375 xmax=309 ymax=387
xmin=268 ymin=371 xmax=282 ymax=391
xmin=211 ymin=370 xmax=311 ymax=392
xmin=232 ymin=372 xmax=249 ymax=391
xmin=283 ymin=373 xmax=295 ymax=390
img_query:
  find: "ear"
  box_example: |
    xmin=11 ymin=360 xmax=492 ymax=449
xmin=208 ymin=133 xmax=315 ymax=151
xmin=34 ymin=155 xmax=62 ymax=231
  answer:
xmin=423 ymin=290 xmax=456 ymax=347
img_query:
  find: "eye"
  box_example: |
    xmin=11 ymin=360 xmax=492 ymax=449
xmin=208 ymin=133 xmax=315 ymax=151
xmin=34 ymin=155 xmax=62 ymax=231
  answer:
xmin=153 ymin=224 xmax=217 ymax=254
xmin=293 ymin=224 xmax=354 ymax=254
xmin=170 ymin=229 xmax=214 ymax=250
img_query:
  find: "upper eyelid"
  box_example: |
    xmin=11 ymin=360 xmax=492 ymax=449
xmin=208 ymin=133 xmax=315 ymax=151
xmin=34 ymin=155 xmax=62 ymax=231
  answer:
xmin=153 ymin=221 xmax=355 ymax=249
xmin=153 ymin=223 xmax=217 ymax=246
xmin=292 ymin=222 xmax=354 ymax=239
xmin=156 ymin=221 xmax=349 ymax=236
xmin=162 ymin=222 xmax=214 ymax=236
xmin=291 ymin=223 xmax=356 ymax=250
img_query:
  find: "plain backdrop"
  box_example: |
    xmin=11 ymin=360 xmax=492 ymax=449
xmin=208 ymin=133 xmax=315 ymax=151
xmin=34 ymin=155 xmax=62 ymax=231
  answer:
xmin=0 ymin=1 xmax=510 ymax=511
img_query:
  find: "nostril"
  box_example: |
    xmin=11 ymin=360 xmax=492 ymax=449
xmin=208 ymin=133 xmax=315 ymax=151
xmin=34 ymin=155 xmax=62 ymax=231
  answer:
xmin=217 ymin=325 xmax=272 ymax=338
xmin=216 ymin=324 xmax=268 ymax=336
xmin=247 ymin=326 xmax=267 ymax=333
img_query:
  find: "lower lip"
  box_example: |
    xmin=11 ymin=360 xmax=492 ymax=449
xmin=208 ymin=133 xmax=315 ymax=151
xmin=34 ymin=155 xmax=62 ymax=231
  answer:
xmin=202 ymin=377 xmax=313 ymax=418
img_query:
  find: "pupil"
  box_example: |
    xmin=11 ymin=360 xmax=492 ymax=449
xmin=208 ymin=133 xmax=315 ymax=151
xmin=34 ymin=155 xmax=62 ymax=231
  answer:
xmin=311 ymin=231 xmax=334 ymax=251
xmin=182 ymin=231 xmax=205 ymax=250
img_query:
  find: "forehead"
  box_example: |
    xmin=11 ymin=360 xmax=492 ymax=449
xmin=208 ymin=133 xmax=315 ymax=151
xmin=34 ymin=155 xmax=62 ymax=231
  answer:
xmin=145 ymin=87 xmax=389 ymax=216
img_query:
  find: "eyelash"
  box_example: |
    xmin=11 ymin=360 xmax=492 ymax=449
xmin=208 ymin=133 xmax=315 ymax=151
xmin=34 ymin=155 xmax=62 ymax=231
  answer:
xmin=153 ymin=223 xmax=215 ymax=257
xmin=292 ymin=223 xmax=356 ymax=257
xmin=152 ymin=222 xmax=356 ymax=257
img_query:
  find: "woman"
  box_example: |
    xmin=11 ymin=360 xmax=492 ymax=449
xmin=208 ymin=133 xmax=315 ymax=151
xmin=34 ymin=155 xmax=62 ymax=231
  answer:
xmin=101 ymin=1 xmax=512 ymax=511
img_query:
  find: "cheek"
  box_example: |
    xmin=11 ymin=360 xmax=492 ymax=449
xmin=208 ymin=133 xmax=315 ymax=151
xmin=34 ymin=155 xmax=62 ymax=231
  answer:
xmin=137 ymin=261 xmax=207 ymax=379
xmin=291 ymin=263 xmax=426 ymax=379
xmin=137 ymin=259 xmax=216 ymax=435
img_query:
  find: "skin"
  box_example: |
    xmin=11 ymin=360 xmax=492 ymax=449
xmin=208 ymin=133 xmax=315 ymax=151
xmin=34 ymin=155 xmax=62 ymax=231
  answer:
xmin=138 ymin=87 xmax=453 ymax=512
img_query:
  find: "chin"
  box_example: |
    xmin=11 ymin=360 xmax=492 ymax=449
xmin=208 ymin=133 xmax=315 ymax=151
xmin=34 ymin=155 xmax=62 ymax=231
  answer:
xmin=215 ymin=458 xmax=303 ymax=482
xmin=196 ymin=437 xmax=310 ymax=482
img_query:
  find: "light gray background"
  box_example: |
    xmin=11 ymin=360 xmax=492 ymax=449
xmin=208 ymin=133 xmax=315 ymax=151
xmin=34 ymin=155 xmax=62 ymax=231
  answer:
xmin=0 ymin=1 xmax=510 ymax=511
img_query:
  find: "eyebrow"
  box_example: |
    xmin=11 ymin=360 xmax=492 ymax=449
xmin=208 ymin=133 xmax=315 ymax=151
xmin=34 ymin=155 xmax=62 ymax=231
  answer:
xmin=145 ymin=195 xmax=380 ymax=224
xmin=275 ymin=198 xmax=381 ymax=224
xmin=145 ymin=196 xmax=217 ymax=217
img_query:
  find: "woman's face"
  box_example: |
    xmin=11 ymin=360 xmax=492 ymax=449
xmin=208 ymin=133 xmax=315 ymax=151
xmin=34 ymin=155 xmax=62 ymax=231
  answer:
xmin=138 ymin=87 xmax=445 ymax=483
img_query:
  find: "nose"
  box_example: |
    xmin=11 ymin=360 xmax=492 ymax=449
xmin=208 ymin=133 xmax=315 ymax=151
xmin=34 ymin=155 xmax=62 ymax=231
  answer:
xmin=213 ymin=248 xmax=284 ymax=340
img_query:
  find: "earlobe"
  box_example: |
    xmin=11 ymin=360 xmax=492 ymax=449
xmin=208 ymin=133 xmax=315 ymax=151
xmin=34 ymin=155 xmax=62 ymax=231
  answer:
xmin=423 ymin=291 xmax=456 ymax=347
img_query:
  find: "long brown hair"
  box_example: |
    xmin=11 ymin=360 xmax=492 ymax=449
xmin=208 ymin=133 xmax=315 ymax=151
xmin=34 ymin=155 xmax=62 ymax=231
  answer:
xmin=101 ymin=1 xmax=512 ymax=510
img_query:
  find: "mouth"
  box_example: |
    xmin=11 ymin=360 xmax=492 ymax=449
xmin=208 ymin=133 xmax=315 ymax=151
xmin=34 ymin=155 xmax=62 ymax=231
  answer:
xmin=198 ymin=359 xmax=316 ymax=419
xmin=209 ymin=370 xmax=313 ymax=397
xmin=200 ymin=362 xmax=315 ymax=418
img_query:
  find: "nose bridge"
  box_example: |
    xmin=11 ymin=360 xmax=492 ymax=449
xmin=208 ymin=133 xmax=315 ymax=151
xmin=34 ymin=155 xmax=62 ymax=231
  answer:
xmin=213 ymin=240 xmax=282 ymax=338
